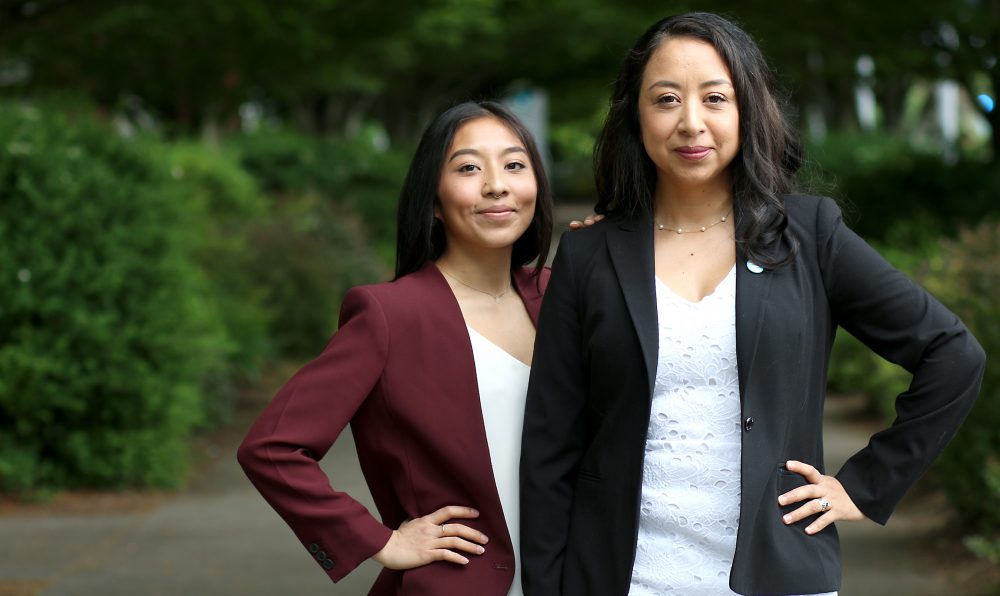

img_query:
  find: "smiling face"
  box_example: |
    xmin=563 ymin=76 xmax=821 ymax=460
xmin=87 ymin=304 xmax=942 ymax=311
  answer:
xmin=435 ymin=117 xmax=537 ymax=257
xmin=638 ymin=36 xmax=740 ymax=195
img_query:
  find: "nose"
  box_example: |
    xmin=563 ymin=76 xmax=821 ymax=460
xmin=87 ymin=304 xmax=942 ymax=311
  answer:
xmin=483 ymin=168 xmax=510 ymax=199
xmin=678 ymin=103 xmax=705 ymax=136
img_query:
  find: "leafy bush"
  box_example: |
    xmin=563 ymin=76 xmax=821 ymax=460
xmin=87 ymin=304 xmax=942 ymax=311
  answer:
xmin=807 ymin=133 xmax=1000 ymax=244
xmin=227 ymin=125 xmax=408 ymax=263
xmin=247 ymin=192 xmax=387 ymax=360
xmin=827 ymin=332 xmax=912 ymax=419
xmin=0 ymin=102 xmax=228 ymax=491
xmin=165 ymin=143 xmax=273 ymax=424
xmin=920 ymin=220 xmax=999 ymax=536
xmin=816 ymin=133 xmax=998 ymax=423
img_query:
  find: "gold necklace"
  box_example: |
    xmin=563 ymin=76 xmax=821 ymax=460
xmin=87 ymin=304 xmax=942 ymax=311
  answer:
xmin=439 ymin=269 xmax=510 ymax=304
xmin=656 ymin=209 xmax=732 ymax=234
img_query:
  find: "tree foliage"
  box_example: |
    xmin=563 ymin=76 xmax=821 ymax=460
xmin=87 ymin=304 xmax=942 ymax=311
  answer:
xmin=7 ymin=0 xmax=991 ymax=151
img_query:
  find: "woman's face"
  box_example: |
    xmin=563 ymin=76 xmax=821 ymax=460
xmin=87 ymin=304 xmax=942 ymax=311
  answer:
xmin=435 ymin=117 xmax=537 ymax=256
xmin=637 ymin=36 xmax=740 ymax=192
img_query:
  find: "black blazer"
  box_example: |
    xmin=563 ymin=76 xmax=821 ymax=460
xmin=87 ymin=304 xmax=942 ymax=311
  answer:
xmin=519 ymin=195 xmax=985 ymax=596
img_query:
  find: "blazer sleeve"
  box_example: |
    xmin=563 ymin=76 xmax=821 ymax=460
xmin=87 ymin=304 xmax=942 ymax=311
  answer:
xmin=520 ymin=237 xmax=589 ymax=595
xmin=815 ymin=197 xmax=986 ymax=525
xmin=237 ymin=286 xmax=394 ymax=582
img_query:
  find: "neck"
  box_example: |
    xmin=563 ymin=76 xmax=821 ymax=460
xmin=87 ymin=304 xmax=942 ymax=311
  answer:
xmin=435 ymin=245 xmax=513 ymax=295
xmin=653 ymin=175 xmax=733 ymax=228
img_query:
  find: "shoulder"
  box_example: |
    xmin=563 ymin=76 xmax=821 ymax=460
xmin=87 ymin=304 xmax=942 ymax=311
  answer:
xmin=783 ymin=193 xmax=840 ymax=221
xmin=341 ymin=266 xmax=444 ymax=319
xmin=783 ymin=194 xmax=845 ymax=239
xmin=514 ymin=266 xmax=551 ymax=298
xmin=555 ymin=211 xmax=623 ymax=253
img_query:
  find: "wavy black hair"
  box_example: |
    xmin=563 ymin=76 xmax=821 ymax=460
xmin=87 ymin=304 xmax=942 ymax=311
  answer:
xmin=594 ymin=12 xmax=802 ymax=267
xmin=395 ymin=101 xmax=553 ymax=279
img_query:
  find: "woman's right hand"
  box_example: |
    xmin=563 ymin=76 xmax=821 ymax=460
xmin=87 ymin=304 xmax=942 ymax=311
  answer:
xmin=372 ymin=505 xmax=488 ymax=569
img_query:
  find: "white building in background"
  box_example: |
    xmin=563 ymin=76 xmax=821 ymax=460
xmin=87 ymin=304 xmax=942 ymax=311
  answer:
xmin=504 ymin=88 xmax=552 ymax=179
xmin=854 ymin=54 xmax=878 ymax=132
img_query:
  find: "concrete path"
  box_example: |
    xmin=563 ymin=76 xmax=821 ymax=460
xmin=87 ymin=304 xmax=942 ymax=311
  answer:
xmin=0 ymin=211 xmax=970 ymax=595
xmin=0 ymin=399 xmax=962 ymax=595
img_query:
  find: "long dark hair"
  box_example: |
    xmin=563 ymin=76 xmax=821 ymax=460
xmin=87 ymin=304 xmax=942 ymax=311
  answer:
xmin=593 ymin=12 xmax=801 ymax=267
xmin=395 ymin=101 xmax=553 ymax=279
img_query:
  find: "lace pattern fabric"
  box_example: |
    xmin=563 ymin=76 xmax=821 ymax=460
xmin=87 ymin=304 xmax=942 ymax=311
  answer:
xmin=629 ymin=268 xmax=742 ymax=595
xmin=628 ymin=268 xmax=836 ymax=596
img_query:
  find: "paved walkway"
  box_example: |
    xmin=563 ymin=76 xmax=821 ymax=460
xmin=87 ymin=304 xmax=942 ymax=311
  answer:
xmin=0 ymin=210 xmax=971 ymax=595
xmin=0 ymin=398 xmax=962 ymax=595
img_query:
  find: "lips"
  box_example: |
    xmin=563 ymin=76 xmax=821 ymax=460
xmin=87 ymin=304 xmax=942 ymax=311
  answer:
xmin=478 ymin=206 xmax=516 ymax=215
xmin=675 ymin=146 xmax=712 ymax=160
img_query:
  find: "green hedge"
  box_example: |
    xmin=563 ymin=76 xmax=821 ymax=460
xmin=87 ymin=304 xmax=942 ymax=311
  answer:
xmin=921 ymin=221 xmax=999 ymax=537
xmin=807 ymin=133 xmax=1000 ymax=244
xmin=246 ymin=191 xmax=386 ymax=360
xmin=165 ymin=143 xmax=273 ymax=424
xmin=0 ymin=103 xmax=228 ymax=491
xmin=227 ymin=125 xmax=409 ymax=263
xmin=0 ymin=102 xmax=390 ymax=493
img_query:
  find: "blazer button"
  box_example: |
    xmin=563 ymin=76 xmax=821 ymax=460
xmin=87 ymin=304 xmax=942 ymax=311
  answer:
xmin=316 ymin=551 xmax=327 ymax=562
xmin=744 ymin=417 xmax=754 ymax=431
xmin=322 ymin=559 xmax=334 ymax=570
xmin=308 ymin=543 xmax=320 ymax=554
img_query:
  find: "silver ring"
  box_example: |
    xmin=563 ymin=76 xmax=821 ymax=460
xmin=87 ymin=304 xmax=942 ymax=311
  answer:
xmin=439 ymin=524 xmax=446 ymax=537
xmin=818 ymin=498 xmax=831 ymax=512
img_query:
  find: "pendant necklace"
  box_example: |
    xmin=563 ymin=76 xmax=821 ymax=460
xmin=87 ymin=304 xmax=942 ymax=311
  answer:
xmin=439 ymin=268 xmax=510 ymax=304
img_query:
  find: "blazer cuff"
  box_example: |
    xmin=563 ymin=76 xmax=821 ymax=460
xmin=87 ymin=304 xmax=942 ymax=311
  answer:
xmin=301 ymin=515 xmax=394 ymax=582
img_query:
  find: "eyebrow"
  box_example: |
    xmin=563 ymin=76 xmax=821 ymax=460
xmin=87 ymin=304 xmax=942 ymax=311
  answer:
xmin=447 ymin=146 xmax=527 ymax=162
xmin=647 ymin=78 xmax=733 ymax=91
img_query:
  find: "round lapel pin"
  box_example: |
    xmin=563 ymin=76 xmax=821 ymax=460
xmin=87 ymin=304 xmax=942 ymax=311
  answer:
xmin=746 ymin=260 xmax=764 ymax=274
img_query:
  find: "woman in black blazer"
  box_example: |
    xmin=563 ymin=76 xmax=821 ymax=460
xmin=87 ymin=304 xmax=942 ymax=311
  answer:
xmin=519 ymin=12 xmax=986 ymax=596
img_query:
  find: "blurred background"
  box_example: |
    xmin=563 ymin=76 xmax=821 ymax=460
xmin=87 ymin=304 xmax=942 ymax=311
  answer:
xmin=0 ymin=0 xmax=997 ymax=594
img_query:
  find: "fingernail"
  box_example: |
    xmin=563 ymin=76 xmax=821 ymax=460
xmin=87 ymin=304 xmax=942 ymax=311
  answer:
xmin=460 ymin=557 xmax=469 ymax=565
xmin=477 ymin=546 xmax=485 ymax=554
xmin=481 ymin=534 xmax=489 ymax=543
xmin=783 ymin=515 xmax=791 ymax=523
xmin=778 ymin=496 xmax=786 ymax=505
xmin=805 ymin=527 xmax=815 ymax=535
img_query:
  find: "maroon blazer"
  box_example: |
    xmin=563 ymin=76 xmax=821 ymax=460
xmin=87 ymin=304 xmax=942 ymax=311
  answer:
xmin=237 ymin=262 xmax=549 ymax=595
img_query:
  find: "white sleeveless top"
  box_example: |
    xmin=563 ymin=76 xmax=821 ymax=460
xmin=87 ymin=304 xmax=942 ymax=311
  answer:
xmin=468 ymin=326 xmax=529 ymax=596
xmin=628 ymin=267 xmax=835 ymax=596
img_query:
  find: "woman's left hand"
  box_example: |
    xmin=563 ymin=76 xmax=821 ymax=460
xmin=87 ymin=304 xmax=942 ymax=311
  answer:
xmin=778 ymin=459 xmax=867 ymax=534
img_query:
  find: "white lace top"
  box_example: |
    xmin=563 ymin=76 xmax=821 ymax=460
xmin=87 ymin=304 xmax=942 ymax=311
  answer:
xmin=468 ymin=326 xmax=529 ymax=596
xmin=628 ymin=267 xmax=836 ymax=596
xmin=629 ymin=266 xmax=742 ymax=595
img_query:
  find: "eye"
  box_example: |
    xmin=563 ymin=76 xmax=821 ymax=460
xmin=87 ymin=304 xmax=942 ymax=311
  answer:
xmin=457 ymin=163 xmax=480 ymax=173
xmin=655 ymin=94 xmax=680 ymax=105
xmin=506 ymin=160 xmax=528 ymax=171
xmin=706 ymin=93 xmax=728 ymax=105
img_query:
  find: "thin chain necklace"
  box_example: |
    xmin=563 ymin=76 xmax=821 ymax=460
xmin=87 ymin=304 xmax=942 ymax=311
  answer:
xmin=439 ymin=268 xmax=510 ymax=304
xmin=656 ymin=208 xmax=732 ymax=234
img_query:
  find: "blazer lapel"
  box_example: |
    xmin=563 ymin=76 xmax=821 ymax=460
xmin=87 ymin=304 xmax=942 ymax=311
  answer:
xmin=607 ymin=214 xmax=658 ymax=394
xmin=414 ymin=261 xmax=511 ymax=532
xmin=513 ymin=268 xmax=546 ymax=327
xmin=735 ymin=250 xmax=773 ymax=407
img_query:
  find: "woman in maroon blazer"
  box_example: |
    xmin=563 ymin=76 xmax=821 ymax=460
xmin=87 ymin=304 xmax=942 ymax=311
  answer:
xmin=237 ymin=101 xmax=553 ymax=595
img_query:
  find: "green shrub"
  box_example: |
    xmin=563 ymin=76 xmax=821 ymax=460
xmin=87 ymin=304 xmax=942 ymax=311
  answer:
xmin=921 ymin=220 xmax=1000 ymax=535
xmin=827 ymin=332 xmax=912 ymax=419
xmin=0 ymin=102 xmax=227 ymax=491
xmin=247 ymin=193 xmax=387 ymax=360
xmin=227 ymin=125 xmax=408 ymax=263
xmin=165 ymin=143 xmax=272 ymax=423
xmin=807 ymin=133 xmax=1000 ymax=244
